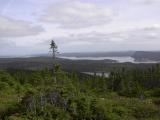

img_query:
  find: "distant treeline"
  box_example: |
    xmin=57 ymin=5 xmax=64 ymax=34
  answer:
xmin=0 ymin=57 xmax=156 ymax=72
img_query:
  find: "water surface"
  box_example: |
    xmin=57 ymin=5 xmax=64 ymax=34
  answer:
xmin=58 ymin=56 xmax=159 ymax=63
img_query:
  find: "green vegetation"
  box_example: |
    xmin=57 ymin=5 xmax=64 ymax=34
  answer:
xmin=0 ymin=41 xmax=159 ymax=120
xmin=0 ymin=64 xmax=160 ymax=120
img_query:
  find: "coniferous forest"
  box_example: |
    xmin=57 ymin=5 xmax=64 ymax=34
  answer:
xmin=0 ymin=42 xmax=160 ymax=120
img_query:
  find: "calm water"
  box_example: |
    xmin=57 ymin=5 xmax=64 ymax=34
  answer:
xmin=58 ymin=56 xmax=134 ymax=63
xmin=58 ymin=56 xmax=158 ymax=63
xmin=82 ymin=72 xmax=109 ymax=78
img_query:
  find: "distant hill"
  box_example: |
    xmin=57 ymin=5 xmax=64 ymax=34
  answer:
xmin=59 ymin=51 xmax=134 ymax=57
xmin=132 ymin=51 xmax=160 ymax=62
xmin=2 ymin=51 xmax=160 ymax=61
xmin=59 ymin=51 xmax=160 ymax=62
xmin=1 ymin=51 xmax=160 ymax=71
xmin=0 ymin=57 xmax=118 ymax=72
xmin=1 ymin=50 xmax=159 ymax=72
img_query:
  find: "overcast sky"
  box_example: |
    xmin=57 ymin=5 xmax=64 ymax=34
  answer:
xmin=0 ymin=0 xmax=160 ymax=56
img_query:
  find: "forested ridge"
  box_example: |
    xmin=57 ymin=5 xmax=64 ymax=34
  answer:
xmin=0 ymin=41 xmax=159 ymax=120
xmin=0 ymin=63 xmax=160 ymax=120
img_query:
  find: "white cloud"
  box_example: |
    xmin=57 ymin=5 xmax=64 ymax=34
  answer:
xmin=41 ymin=1 xmax=114 ymax=28
xmin=1 ymin=0 xmax=160 ymax=54
xmin=129 ymin=0 xmax=160 ymax=4
xmin=0 ymin=16 xmax=44 ymax=38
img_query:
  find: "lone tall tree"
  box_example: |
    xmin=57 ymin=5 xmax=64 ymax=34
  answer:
xmin=50 ymin=40 xmax=58 ymax=82
xmin=50 ymin=40 xmax=57 ymax=60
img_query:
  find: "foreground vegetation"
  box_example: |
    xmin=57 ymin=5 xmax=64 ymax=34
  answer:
xmin=0 ymin=64 xmax=160 ymax=120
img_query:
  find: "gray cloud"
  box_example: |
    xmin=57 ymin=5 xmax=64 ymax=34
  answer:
xmin=0 ymin=16 xmax=44 ymax=38
xmin=0 ymin=39 xmax=17 ymax=56
xmin=40 ymin=1 xmax=114 ymax=28
xmin=44 ymin=26 xmax=160 ymax=52
xmin=1 ymin=0 xmax=160 ymax=55
xmin=0 ymin=39 xmax=13 ymax=48
xmin=0 ymin=38 xmax=48 ymax=56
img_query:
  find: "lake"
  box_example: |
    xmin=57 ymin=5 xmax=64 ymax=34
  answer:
xmin=82 ymin=72 xmax=109 ymax=78
xmin=58 ymin=56 xmax=134 ymax=62
xmin=58 ymin=56 xmax=159 ymax=63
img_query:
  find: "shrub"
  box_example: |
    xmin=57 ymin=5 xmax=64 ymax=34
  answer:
xmin=132 ymin=104 xmax=159 ymax=119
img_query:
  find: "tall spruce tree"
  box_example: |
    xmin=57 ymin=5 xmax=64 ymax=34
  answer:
xmin=50 ymin=40 xmax=58 ymax=83
xmin=50 ymin=40 xmax=57 ymax=59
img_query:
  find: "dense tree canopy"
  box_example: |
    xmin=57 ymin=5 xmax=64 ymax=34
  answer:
xmin=0 ymin=65 xmax=160 ymax=119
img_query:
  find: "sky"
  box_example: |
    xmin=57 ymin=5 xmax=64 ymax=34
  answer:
xmin=0 ymin=0 xmax=160 ymax=56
